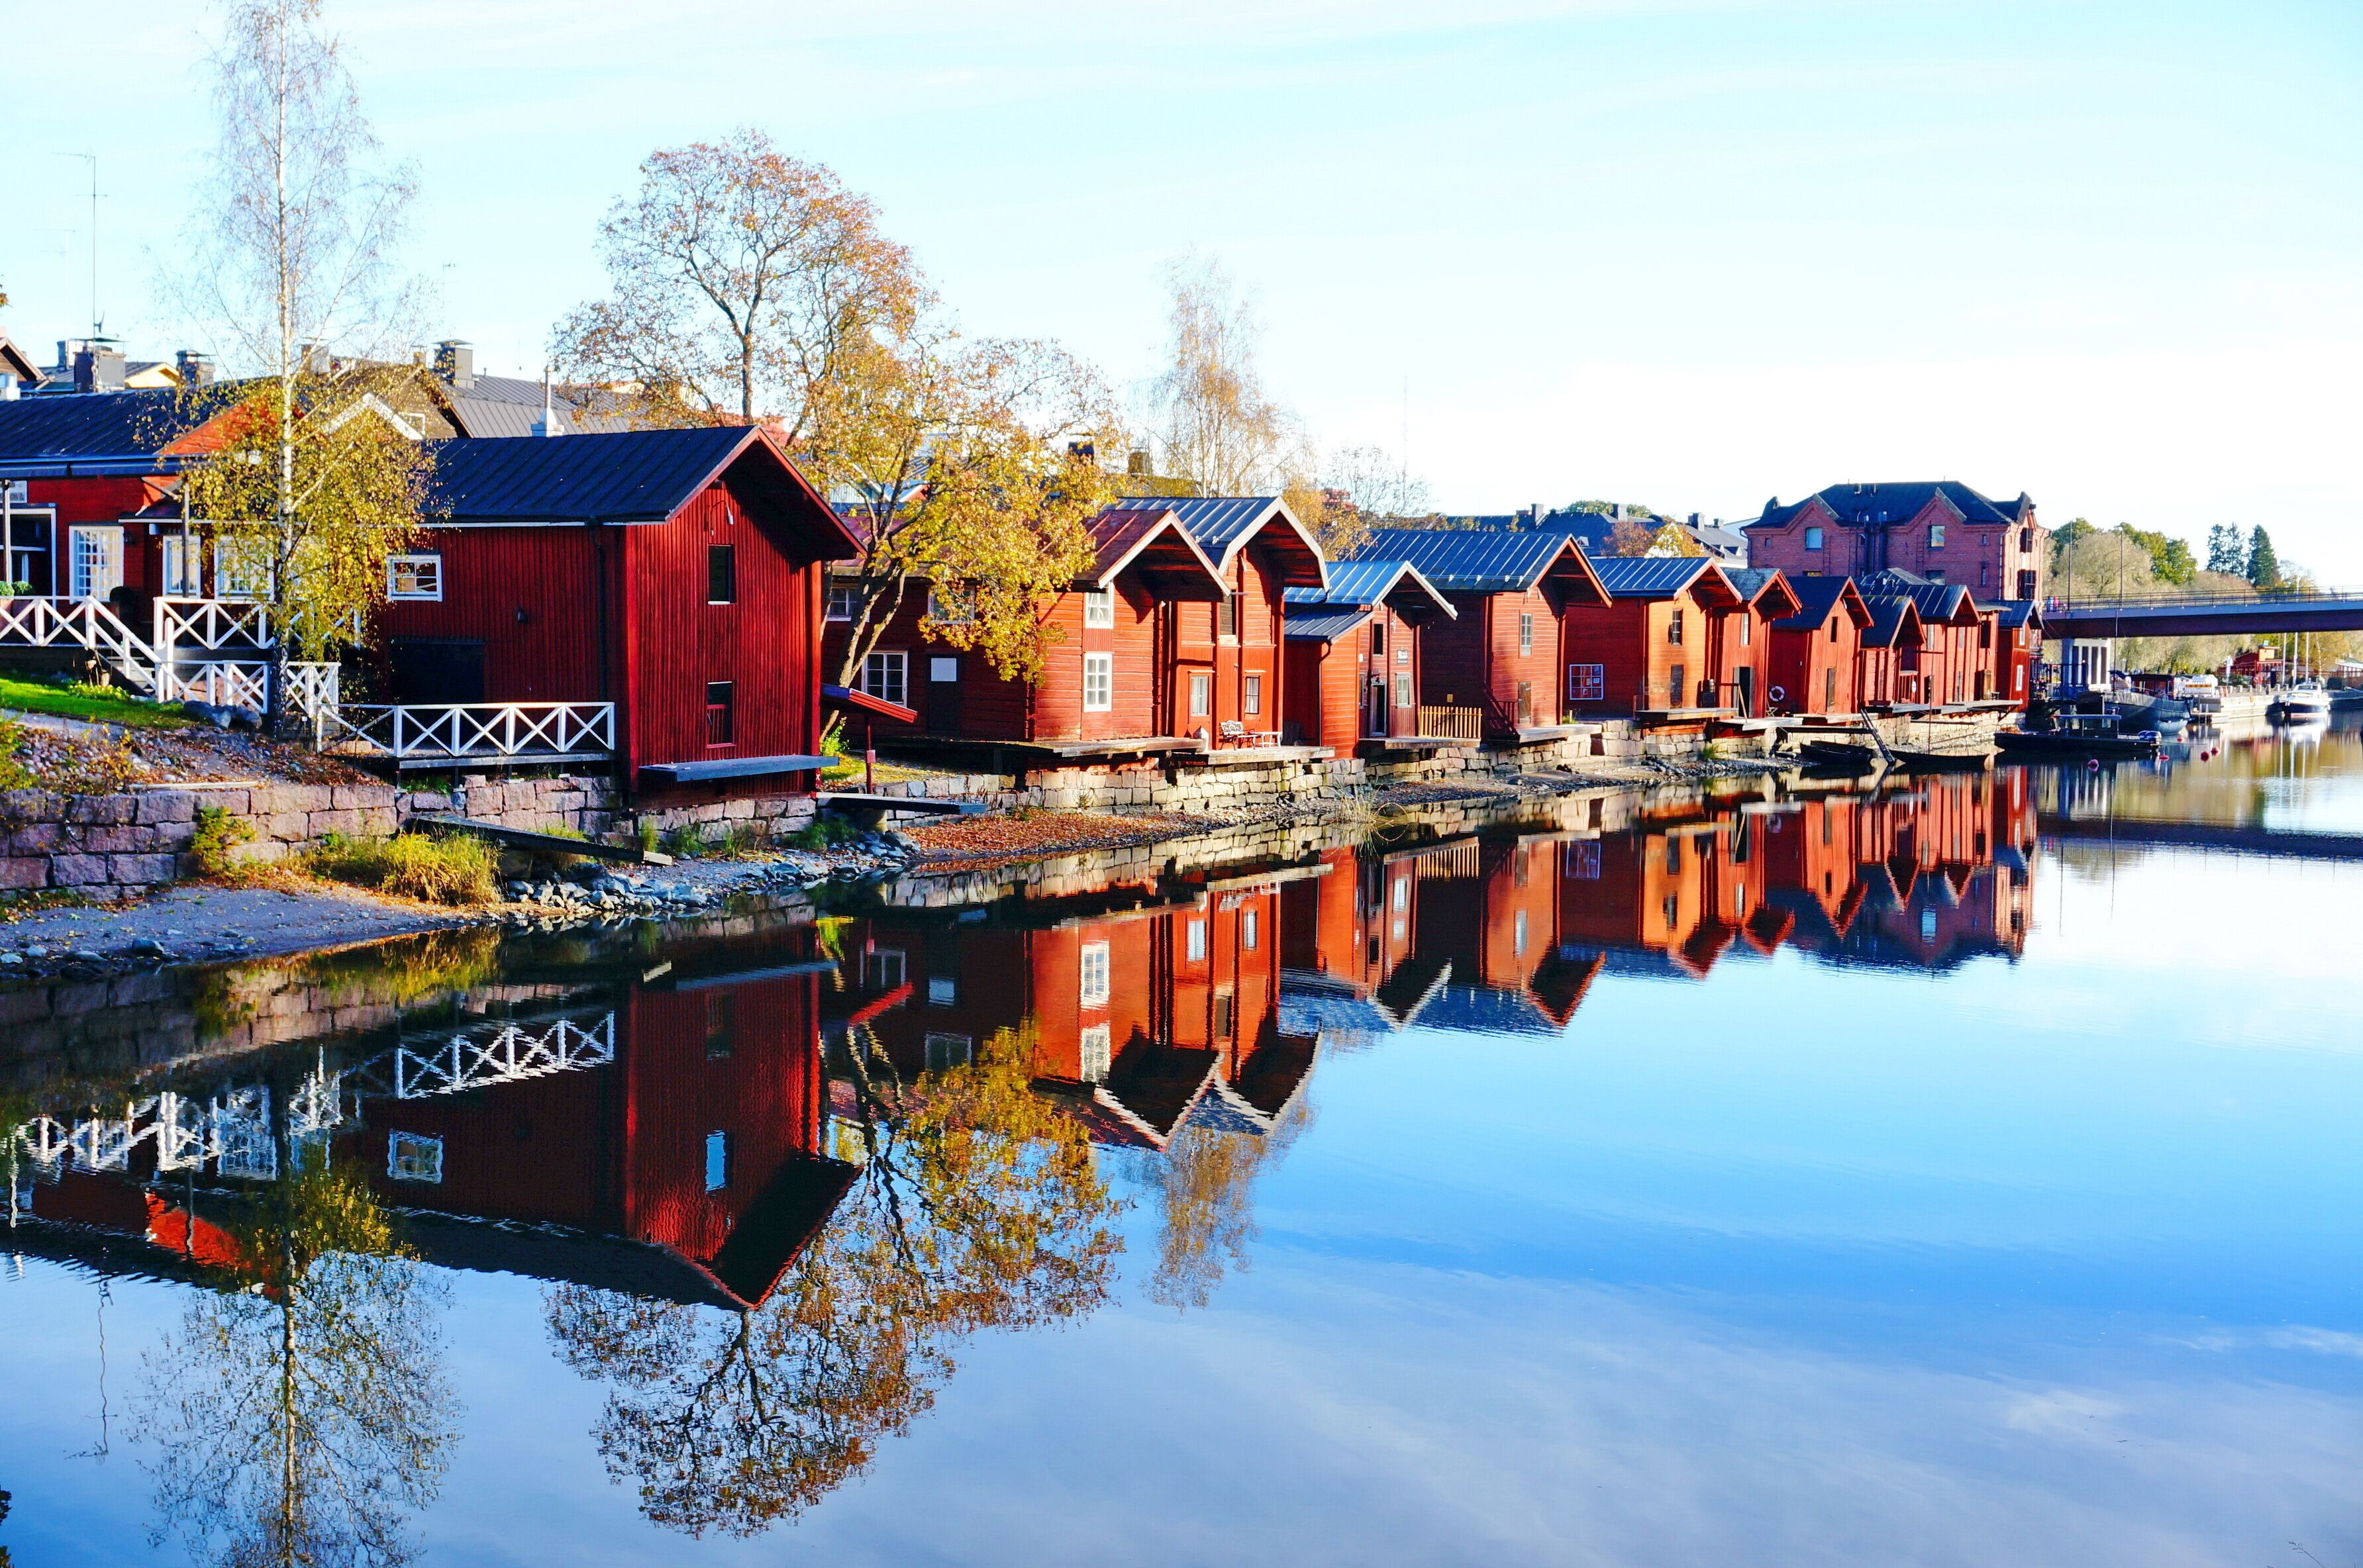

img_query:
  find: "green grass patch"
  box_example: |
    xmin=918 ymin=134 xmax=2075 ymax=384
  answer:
xmin=0 ymin=676 xmax=193 ymax=730
xmin=307 ymin=830 xmax=499 ymax=906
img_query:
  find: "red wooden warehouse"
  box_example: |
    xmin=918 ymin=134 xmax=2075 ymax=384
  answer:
xmin=1350 ymin=528 xmax=1609 ymax=741
xmin=1280 ymin=558 xmax=1456 ymax=752
xmin=1566 ymin=556 xmax=1748 ymax=720
xmin=384 ymin=426 xmax=860 ymax=793
xmin=1766 ymin=575 xmax=1872 ymax=717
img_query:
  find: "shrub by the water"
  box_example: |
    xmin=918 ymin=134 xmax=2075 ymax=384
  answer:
xmin=189 ymin=805 xmax=258 ymax=876
xmin=307 ymin=830 xmax=499 ymax=905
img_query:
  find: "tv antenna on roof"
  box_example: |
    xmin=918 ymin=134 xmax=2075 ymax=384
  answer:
xmin=56 ymin=153 xmax=102 ymax=337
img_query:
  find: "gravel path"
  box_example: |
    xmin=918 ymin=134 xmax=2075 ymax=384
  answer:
xmin=0 ymin=881 xmax=477 ymax=977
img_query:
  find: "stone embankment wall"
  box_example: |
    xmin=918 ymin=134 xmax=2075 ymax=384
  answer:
xmin=0 ymin=781 xmax=401 ymax=900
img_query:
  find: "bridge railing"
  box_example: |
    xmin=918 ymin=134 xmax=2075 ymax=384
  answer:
xmin=2044 ymin=585 xmax=2363 ymax=614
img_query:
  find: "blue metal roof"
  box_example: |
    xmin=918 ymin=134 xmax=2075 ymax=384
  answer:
xmin=427 ymin=426 xmax=758 ymax=523
xmin=0 ymin=385 xmax=238 ymax=477
xmin=1754 ymin=480 xmax=2033 ymax=532
xmin=1772 ymin=573 xmax=1862 ymax=630
xmin=1284 ymin=558 xmax=1454 ymax=616
xmin=1722 ymin=566 xmax=1780 ymax=601
xmin=1282 ymin=607 xmax=1374 ymax=643
xmin=1587 ymin=555 xmax=1717 ymax=599
xmin=1350 ymin=527 xmax=1584 ymax=591
xmin=1119 ymin=493 xmax=1326 ymax=587
xmin=1859 ymin=569 xmax=1974 ymax=623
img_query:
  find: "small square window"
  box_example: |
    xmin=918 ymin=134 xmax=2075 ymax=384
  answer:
xmin=1083 ymin=652 xmax=1113 ymax=712
xmin=1079 ymin=941 xmax=1111 ymax=1006
xmin=1078 ymin=1023 xmax=1111 ymax=1083
xmin=1082 ymin=587 xmax=1115 ymax=628
xmin=706 ymin=544 xmax=735 ymax=604
xmin=1928 ymin=524 xmax=1945 ymax=548
xmin=928 ymin=586 xmax=973 ymax=624
xmin=387 ymin=1132 xmax=443 ymax=1183
xmin=1243 ymin=673 xmax=1262 ymax=714
xmin=925 ymin=1033 xmax=974 ymax=1073
xmin=927 ymin=975 xmax=958 ymax=1006
xmin=930 ymin=656 xmax=959 ymax=682
xmin=866 ymin=948 xmax=906 ymax=990
xmin=826 ymin=584 xmax=858 ymax=621
xmin=862 ymin=650 xmax=907 ymax=707
xmin=1805 ymin=526 xmax=1824 ymax=550
xmin=387 ymin=554 xmax=442 ymax=601
xmin=705 ymin=681 xmax=734 ymax=745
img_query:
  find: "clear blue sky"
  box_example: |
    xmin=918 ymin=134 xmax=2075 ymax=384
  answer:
xmin=6 ymin=0 xmax=2359 ymax=572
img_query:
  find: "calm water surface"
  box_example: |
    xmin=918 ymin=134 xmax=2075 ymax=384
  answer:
xmin=5 ymin=718 xmax=2363 ymax=1566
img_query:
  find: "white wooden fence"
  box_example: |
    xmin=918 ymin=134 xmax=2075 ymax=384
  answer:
xmin=329 ymin=701 xmax=617 ymax=764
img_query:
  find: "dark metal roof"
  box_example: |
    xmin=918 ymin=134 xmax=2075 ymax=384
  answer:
xmin=1283 ymin=607 xmax=1376 ymax=642
xmin=1721 ymin=567 xmax=1780 ymax=601
xmin=1752 ymin=480 xmax=2033 ymax=532
xmin=1772 ymin=573 xmax=1869 ymax=630
xmin=1284 ymin=558 xmax=1456 ymax=621
xmin=426 ymin=426 xmax=757 ymax=522
xmin=1588 ymin=554 xmax=1718 ymax=599
xmin=1983 ymin=598 xmax=2042 ymax=629
xmin=0 ymin=384 xmax=234 ymax=477
xmin=446 ymin=374 xmax=640 ymax=438
xmin=1118 ymin=493 xmax=1327 ymax=587
xmin=1352 ymin=527 xmax=1591 ymax=593
xmin=1859 ymin=568 xmax=1978 ymax=624
xmin=1860 ymin=593 xmax=1925 ymax=648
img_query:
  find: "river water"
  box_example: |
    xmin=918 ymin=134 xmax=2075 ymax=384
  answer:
xmin=5 ymin=718 xmax=2362 ymax=1566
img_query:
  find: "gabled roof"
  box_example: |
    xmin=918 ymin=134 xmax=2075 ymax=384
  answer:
xmin=1721 ymin=565 xmax=1801 ymax=618
xmin=1352 ymin=527 xmax=1607 ymax=602
xmin=1772 ymin=574 xmax=1872 ymax=632
xmin=1751 ymin=481 xmax=2033 ymax=532
xmin=1587 ymin=554 xmax=1742 ymax=606
xmin=439 ymin=373 xmax=639 ymax=439
xmin=1119 ymin=494 xmax=1326 ymax=589
xmin=426 ymin=427 xmax=858 ymax=556
xmin=1084 ymin=507 xmax=1225 ymax=601
xmin=1859 ymin=568 xmax=1980 ymax=626
xmin=1284 ymin=558 xmax=1456 ymax=624
xmin=0 ymin=330 xmax=43 ymax=387
xmin=1859 ymin=591 xmax=1926 ymax=649
xmin=1283 ymin=607 xmax=1377 ymax=643
xmin=1981 ymin=598 xmax=2044 ymax=630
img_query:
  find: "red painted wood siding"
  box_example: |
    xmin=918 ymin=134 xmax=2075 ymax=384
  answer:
xmin=378 ymin=526 xmax=609 ymax=701
xmin=1768 ymin=612 xmax=1862 ymax=714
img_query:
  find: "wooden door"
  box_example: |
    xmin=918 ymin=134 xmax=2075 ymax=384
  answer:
xmin=927 ymin=654 xmax=962 ymax=734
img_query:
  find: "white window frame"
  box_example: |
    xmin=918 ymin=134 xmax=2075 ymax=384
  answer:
xmin=1082 ymin=587 xmax=1115 ymax=628
xmin=861 ymin=650 xmax=908 ymax=708
xmin=1242 ymin=907 xmax=1258 ymax=950
xmin=69 ymin=525 xmax=123 ymax=601
xmin=1568 ymin=663 xmax=1605 ymax=701
xmin=387 ymin=553 xmax=443 ymax=601
xmin=1805 ymin=525 xmax=1825 ymax=550
xmin=1083 ymin=651 xmax=1113 ymax=712
xmin=1243 ymin=673 xmax=1262 ymax=714
xmin=1393 ymin=671 xmax=1413 ymax=709
xmin=1928 ymin=524 xmax=1946 ymax=549
xmin=865 ymin=947 xmax=907 ymax=991
xmin=925 ymin=1032 xmax=975 ymax=1073
xmin=1078 ymin=1023 xmax=1111 ymax=1083
xmin=1189 ymin=671 xmax=1211 ymax=718
xmin=826 ymin=583 xmax=858 ymax=621
xmin=1079 ymin=941 xmax=1111 ymax=1006
xmin=213 ymin=536 xmax=272 ymax=601
xmin=927 ymin=974 xmax=958 ymax=1006
xmin=928 ymin=585 xmax=974 ymax=625
xmin=1519 ymin=612 xmax=1534 ymax=656
xmin=386 ymin=1132 xmax=444 ymax=1183
xmin=1186 ymin=918 xmax=1208 ymax=961
xmin=159 ymin=534 xmax=203 ymax=596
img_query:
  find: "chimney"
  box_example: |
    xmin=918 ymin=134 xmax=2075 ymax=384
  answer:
xmin=1610 ymin=503 xmax=1625 ymax=523
xmin=530 ymin=375 xmax=567 ymax=438
xmin=1687 ymin=512 xmax=1701 ymax=527
xmin=175 ymin=350 xmax=216 ymax=386
xmin=299 ymin=342 xmax=335 ymax=375
xmin=434 ymin=340 xmax=475 ymax=393
xmin=73 ymin=344 xmax=126 ymax=393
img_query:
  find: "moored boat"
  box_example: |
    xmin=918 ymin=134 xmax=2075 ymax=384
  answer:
xmin=2270 ymin=681 xmax=2331 ymax=724
xmin=1997 ymin=720 xmax=2160 ymax=760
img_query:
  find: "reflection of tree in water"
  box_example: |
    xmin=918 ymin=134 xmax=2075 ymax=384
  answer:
xmin=546 ymin=1024 xmax=1125 ymax=1538
xmin=136 ymin=1153 xmax=456 ymax=1568
xmin=1141 ymin=1099 xmax=1311 ymax=1312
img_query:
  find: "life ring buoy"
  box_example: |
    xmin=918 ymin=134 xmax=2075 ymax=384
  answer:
xmin=1768 ymin=685 xmax=1786 ymax=705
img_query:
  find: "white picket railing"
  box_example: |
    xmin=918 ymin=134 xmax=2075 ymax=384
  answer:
xmin=154 ymin=595 xmax=273 ymax=655
xmin=330 ymin=701 xmax=616 ymax=762
xmin=0 ymin=594 xmax=158 ymax=688
xmin=154 ymin=660 xmax=340 ymax=720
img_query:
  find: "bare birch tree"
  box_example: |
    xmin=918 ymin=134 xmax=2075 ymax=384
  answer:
xmin=175 ymin=0 xmax=426 ymax=736
xmin=1146 ymin=255 xmax=1296 ymax=496
xmin=552 ymin=128 xmax=918 ymax=435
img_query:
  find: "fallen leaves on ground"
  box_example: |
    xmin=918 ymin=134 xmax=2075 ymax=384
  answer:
xmin=901 ymin=810 xmax=1214 ymax=865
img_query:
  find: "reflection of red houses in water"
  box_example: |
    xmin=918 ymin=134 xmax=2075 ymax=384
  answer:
xmin=838 ymin=877 xmax=1315 ymax=1150
xmin=12 ymin=935 xmax=855 ymax=1310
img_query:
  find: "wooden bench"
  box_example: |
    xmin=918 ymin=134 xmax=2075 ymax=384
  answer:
xmin=1217 ymin=719 xmax=1282 ymax=748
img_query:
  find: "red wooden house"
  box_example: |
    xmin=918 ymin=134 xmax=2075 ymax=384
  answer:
xmin=1858 ymin=570 xmax=1986 ymax=707
xmin=1568 ymin=556 xmax=1747 ymax=719
xmin=1853 ymin=587 xmax=1927 ymax=708
xmin=1767 ymin=575 xmax=1872 ymax=717
xmin=1713 ymin=567 xmax=1804 ymax=718
xmin=1980 ymin=598 xmax=2042 ymax=706
xmin=1350 ymin=528 xmax=1609 ymax=740
xmin=383 ymin=426 xmax=859 ymax=795
xmin=1280 ymin=558 xmax=1456 ymax=751
xmin=1125 ymin=495 xmax=1329 ymax=747
xmin=820 ymin=506 xmax=1227 ymax=755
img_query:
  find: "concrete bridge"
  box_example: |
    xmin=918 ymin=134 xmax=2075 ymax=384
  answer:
xmin=2040 ymin=587 xmax=2363 ymax=640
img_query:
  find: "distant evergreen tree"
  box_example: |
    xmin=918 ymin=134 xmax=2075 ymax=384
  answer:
xmin=2247 ymin=526 xmax=2282 ymax=590
xmin=2205 ymin=523 xmax=2246 ymax=576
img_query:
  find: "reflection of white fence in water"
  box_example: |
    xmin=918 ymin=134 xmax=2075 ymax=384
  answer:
xmin=385 ymin=1012 xmax=617 ymax=1099
xmin=330 ymin=701 xmax=617 ymax=763
xmin=7 ymin=1010 xmax=615 ymax=1186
